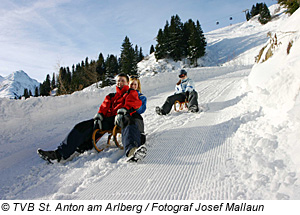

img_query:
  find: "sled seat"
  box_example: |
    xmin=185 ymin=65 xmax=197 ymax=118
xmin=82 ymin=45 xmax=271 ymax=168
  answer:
xmin=92 ymin=125 xmax=123 ymax=152
xmin=174 ymin=100 xmax=188 ymax=112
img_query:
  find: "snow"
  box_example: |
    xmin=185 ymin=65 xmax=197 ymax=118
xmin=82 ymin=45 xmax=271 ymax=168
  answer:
xmin=1 ymin=4 xmax=300 ymax=200
xmin=0 ymin=75 xmax=4 ymax=83
xmin=0 ymin=70 xmax=40 ymax=99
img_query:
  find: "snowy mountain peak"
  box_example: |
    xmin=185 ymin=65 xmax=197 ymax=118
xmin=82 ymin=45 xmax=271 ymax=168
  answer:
xmin=6 ymin=70 xmax=31 ymax=81
xmin=0 ymin=70 xmax=40 ymax=99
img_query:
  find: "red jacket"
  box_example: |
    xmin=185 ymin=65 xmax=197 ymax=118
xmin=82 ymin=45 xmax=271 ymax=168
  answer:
xmin=98 ymin=85 xmax=142 ymax=117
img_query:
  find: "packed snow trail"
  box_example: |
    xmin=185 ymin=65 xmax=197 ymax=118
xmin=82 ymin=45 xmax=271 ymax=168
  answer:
xmin=76 ymin=67 xmax=255 ymax=200
xmin=0 ymin=66 xmax=254 ymax=200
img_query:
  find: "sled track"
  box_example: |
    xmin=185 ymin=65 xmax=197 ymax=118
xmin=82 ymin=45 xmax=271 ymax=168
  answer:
xmin=0 ymin=67 xmax=251 ymax=200
xmin=77 ymin=70 xmax=249 ymax=200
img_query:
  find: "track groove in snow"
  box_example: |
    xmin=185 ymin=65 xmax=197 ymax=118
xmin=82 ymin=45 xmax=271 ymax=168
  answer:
xmin=75 ymin=69 xmax=251 ymax=200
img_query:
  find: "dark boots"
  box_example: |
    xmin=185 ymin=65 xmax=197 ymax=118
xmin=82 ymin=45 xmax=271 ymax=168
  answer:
xmin=37 ymin=149 xmax=62 ymax=163
xmin=155 ymin=106 xmax=166 ymax=115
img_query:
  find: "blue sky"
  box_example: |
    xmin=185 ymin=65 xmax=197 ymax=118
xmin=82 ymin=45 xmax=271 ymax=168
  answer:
xmin=0 ymin=0 xmax=276 ymax=81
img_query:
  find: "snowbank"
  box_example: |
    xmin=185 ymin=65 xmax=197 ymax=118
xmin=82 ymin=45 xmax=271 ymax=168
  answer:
xmin=249 ymin=7 xmax=300 ymax=115
xmin=229 ymin=7 xmax=300 ymax=199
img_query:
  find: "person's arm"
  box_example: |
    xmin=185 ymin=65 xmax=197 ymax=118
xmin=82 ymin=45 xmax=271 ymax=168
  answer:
xmin=98 ymin=93 xmax=114 ymax=115
xmin=175 ymin=80 xmax=183 ymax=94
xmin=185 ymin=79 xmax=195 ymax=93
xmin=136 ymin=94 xmax=147 ymax=114
xmin=123 ymin=90 xmax=142 ymax=112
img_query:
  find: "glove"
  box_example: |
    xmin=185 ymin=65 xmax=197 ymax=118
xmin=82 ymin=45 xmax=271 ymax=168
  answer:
xmin=115 ymin=108 xmax=128 ymax=128
xmin=93 ymin=113 xmax=104 ymax=130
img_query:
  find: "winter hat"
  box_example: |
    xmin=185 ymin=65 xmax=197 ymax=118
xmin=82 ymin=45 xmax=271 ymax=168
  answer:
xmin=179 ymin=69 xmax=187 ymax=76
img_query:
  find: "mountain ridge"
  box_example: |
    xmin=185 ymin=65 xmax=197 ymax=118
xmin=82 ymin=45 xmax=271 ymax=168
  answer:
xmin=0 ymin=70 xmax=40 ymax=99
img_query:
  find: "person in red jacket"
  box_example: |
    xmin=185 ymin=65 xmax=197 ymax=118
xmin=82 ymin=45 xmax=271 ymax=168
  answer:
xmin=37 ymin=73 xmax=146 ymax=163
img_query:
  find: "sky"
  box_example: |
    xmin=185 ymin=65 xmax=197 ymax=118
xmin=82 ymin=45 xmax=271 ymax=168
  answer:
xmin=0 ymin=0 xmax=277 ymax=82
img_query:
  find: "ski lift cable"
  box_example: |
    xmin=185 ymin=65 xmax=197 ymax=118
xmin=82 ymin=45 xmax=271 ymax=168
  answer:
xmin=201 ymin=10 xmax=245 ymax=25
xmin=139 ymin=10 xmax=247 ymax=46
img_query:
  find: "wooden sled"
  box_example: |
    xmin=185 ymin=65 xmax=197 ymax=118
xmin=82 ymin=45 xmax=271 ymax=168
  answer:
xmin=92 ymin=125 xmax=123 ymax=152
xmin=174 ymin=100 xmax=188 ymax=112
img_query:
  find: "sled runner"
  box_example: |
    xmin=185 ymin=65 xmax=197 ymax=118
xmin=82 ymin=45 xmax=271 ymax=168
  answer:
xmin=174 ymin=100 xmax=188 ymax=112
xmin=92 ymin=125 xmax=123 ymax=152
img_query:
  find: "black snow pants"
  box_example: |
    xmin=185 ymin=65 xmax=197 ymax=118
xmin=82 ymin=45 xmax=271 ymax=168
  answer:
xmin=161 ymin=90 xmax=198 ymax=114
xmin=56 ymin=114 xmax=144 ymax=159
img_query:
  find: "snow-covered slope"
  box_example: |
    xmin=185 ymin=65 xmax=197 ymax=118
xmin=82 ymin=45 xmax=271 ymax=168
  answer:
xmin=0 ymin=70 xmax=40 ymax=99
xmin=203 ymin=4 xmax=289 ymax=67
xmin=138 ymin=5 xmax=289 ymax=77
xmin=0 ymin=75 xmax=4 ymax=83
xmin=1 ymin=4 xmax=300 ymax=200
xmin=230 ymin=7 xmax=300 ymax=199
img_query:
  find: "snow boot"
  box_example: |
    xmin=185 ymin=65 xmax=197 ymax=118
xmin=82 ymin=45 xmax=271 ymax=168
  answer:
xmin=37 ymin=149 xmax=62 ymax=164
xmin=155 ymin=106 xmax=166 ymax=115
xmin=127 ymin=145 xmax=147 ymax=162
xmin=189 ymin=105 xmax=199 ymax=113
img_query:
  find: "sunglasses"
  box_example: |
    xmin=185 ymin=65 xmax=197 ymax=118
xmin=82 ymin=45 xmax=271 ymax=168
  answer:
xmin=179 ymin=74 xmax=185 ymax=78
xmin=130 ymin=75 xmax=139 ymax=79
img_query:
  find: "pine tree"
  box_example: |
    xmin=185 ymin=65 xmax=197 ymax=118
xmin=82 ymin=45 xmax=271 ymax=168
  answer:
xmin=278 ymin=0 xmax=299 ymax=14
xmin=168 ymin=14 xmax=184 ymax=61
xmin=83 ymin=59 xmax=97 ymax=88
xmin=196 ymin=20 xmax=206 ymax=58
xmin=186 ymin=20 xmax=206 ymax=66
xmin=251 ymin=3 xmax=263 ymax=17
xmin=155 ymin=21 xmax=171 ymax=60
xmin=163 ymin=21 xmax=171 ymax=56
xmin=39 ymin=74 xmax=51 ymax=96
xmin=155 ymin=28 xmax=166 ymax=60
xmin=150 ymin=45 xmax=155 ymax=54
xmin=45 ymin=74 xmax=51 ymax=95
xmin=66 ymin=67 xmax=72 ymax=91
xmin=96 ymin=53 xmax=106 ymax=82
xmin=23 ymin=88 xmax=29 ymax=99
xmin=120 ymin=36 xmax=136 ymax=74
xmin=182 ymin=20 xmax=193 ymax=57
xmin=34 ymin=86 xmax=39 ymax=97
xmin=246 ymin=11 xmax=251 ymax=21
xmin=51 ymin=73 xmax=56 ymax=90
xmin=103 ymin=55 xmax=119 ymax=87
xmin=258 ymin=3 xmax=271 ymax=24
xmin=134 ymin=45 xmax=140 ymax=65
xmin=139 ymin=47 xmax=144 ymax=62
xmin=154 ymin=15 xmax=206 ymax=63
xmin=71 ymin=64 xmax=80 ymax=91
xmin=85 ymin=57 xmax=89 ymax=69
xmin=39 ymin=83 xmax=45 ymax=96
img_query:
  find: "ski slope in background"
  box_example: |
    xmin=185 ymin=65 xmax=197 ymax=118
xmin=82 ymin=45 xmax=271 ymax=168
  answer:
xmin=1 ymin=4 xmax=300 ymax=200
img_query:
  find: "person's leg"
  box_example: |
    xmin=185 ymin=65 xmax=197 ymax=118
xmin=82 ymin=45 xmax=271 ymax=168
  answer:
xmin=77 ymin=116 xmax=116 ymax=152
xmin=134 ymin=116 xmax=146 ymax=145
xmin=187 ymin=90 xmax=199 ymax=112
xmin=101 ymin=116 xmax=116 ymax=131
xmin=122 ymin=123 xmax=141 ymax=156
xmin=39 ymin=116 xmax=117 ymax=162
xmin=160 ymin=93 xmax=186 ymax=114
xmin=57 ymin=119 xmax=94 ymax=159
